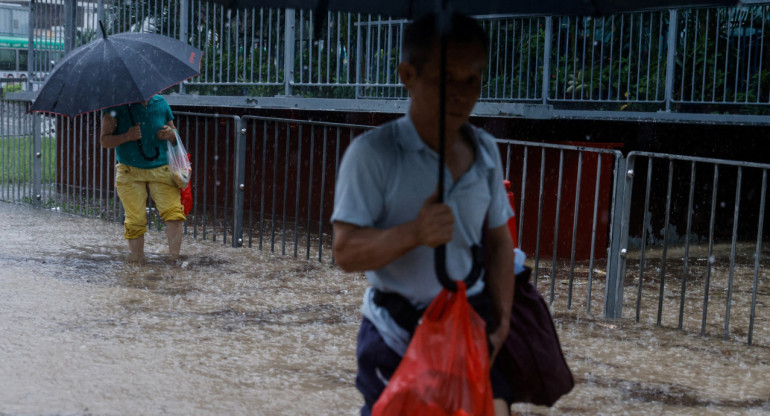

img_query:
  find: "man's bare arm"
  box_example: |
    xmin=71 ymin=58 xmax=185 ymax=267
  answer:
xmin=333 ymin=221 xmax=420 ymax=272
xmin=333 ymin=191 xmax=454 ymax=272
xmin=100 ymin=113 xmax=141 ymax=149
xmin=484 ymin=224 xmax=515 ymax=362
xmin=157 ymin=120 xmax=178 ymax=143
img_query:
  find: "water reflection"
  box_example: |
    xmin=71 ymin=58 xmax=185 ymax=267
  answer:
xmin=0 ymin=202 xmax=768 ymax=416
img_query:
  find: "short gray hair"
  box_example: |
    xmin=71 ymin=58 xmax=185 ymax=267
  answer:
xmin=401 ymin=13 xmax=488 ymax=73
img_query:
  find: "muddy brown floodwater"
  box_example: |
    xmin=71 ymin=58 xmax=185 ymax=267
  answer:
xmin=1 ymin=202 xmax=769 ymax=416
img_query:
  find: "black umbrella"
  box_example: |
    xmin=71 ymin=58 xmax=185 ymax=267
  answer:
xmin=30 ymin=23 xmax=203 ymax=118
xmin=212 ymin=0 xmax=739 ymax=290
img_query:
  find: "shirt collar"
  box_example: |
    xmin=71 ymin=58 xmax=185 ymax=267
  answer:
xmin=397 ymin=115 xmax=496 ymax=170
xmin=395 ymin=115 xmax=426 ymax=152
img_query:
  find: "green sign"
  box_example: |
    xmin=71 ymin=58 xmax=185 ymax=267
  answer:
xmin=0 ymin=35 xmax=64 ymax=50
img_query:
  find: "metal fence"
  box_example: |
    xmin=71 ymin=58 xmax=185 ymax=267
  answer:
xmin=238 ymin=116 xmax=371 ymax=259
xmin=12 ymin=0 xmax=770 ymax=114
xmin=617 ymin=152 xmax=770 ymax=345
xmin=2 ymin=105 xmax=767 ymax=347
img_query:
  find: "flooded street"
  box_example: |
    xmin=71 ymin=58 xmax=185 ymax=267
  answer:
xmin=1 ymin=201 xmax=769 ymax=415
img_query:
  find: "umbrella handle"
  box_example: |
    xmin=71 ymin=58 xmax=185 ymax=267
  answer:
xmin=435 ymin=244 xmax=484 ymax=292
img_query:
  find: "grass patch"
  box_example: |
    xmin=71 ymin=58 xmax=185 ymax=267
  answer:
xmin=0 ymin=136 xmax=57 ymax=183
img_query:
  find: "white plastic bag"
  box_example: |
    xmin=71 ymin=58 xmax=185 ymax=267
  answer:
xmin=167 ymin=130 xmax=191 ymax=189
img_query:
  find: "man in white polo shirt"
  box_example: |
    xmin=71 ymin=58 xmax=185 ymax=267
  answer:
xmin=332 ymin=12 xmax=516 ymax=416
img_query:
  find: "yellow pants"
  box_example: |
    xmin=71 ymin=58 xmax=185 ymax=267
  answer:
xmin=115 ymin=163 xmax=186 ymax=239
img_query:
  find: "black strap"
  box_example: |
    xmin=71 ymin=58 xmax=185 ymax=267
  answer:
xmin=372 ymin=288 xmax=496 ymax=337
xmin=127 ymin=104 xmax=159 ymax=162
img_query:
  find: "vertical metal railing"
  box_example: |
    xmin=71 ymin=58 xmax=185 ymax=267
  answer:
xmin=173 ymin=111 xmax=241 ymax=245
xmin=495 ymin=139 xmax=625 ymax=315
xmin=549 ymin=12 xmax=668 ymax=105
xmin=618 ymin=152 xmax=769 ymax=345
xmin=479 ymin=15 xmax=546 ymax=101
xmin=238 ymin=116 xmax=370 ymax=260
xmin=672 ymin=5 xmax=770 ymax=107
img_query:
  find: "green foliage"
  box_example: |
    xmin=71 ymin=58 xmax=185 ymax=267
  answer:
xmin=0 ymin=136 xmax=56 ymax=183
xmin=1 ymin=82 xmax=21 ymax=98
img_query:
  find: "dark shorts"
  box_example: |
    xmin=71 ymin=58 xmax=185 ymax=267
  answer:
xmin=355 ymin=317 xmax=513 ymax=416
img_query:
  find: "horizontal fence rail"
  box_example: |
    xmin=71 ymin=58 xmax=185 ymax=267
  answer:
xmin=11 ymin=0 xmax=770 ymax=115
xmin=619 ymin=152 xmax=769 ymax=345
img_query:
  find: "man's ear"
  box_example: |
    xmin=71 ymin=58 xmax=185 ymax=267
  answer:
xmin=398 ymin=61 xmax=417 ymax=91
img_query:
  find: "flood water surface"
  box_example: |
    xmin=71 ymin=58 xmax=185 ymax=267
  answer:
xmin=1 ymin=202 xmax=769 ymax=415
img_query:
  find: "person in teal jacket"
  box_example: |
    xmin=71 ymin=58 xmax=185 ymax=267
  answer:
xmin=100 ymin=95 xmax=185 ymax=262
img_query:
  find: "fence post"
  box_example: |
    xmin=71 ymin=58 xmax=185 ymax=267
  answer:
xmin=355 ymin=21 xmax=362 ymax=99
xmin=604 ymin=154 xmax=629 ymax=319
xmin=664 ymin=9 xmax=678 ymax=112
xmin=97 ymin=0 xmax=104 ymax=28
xmin=179 ymin=0 xmax=189 ymax=94
xmin=232 ymin=116 xmax=247 ymax=248
xmin=26 ymin=0 xmax=34 ymax=91
xmin=64 ymin=0 xmax=77 ymax=53
xmin=541 ymin=16 xmax=553 ymax=105
xmin=32 ymin=113 xmax=42 ymax=208
xmin=284 ymin=9 xmax=296 ymax=96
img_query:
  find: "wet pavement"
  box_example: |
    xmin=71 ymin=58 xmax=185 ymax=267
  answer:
xmin=1 ymin=202 xmax=769 ymax=415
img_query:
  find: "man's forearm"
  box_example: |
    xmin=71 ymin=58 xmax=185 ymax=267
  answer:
xmin=100 ymin=132 xmax=132 ymax=149
xmin=333 ymin=221 xmax=420 ymax=272
xmin=484 ymin=225 xmax=515 ymax=360
xmin=487 ymin=242 xmax=515 ymax=322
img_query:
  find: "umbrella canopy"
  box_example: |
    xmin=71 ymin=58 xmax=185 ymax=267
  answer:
xmin=30 ymin=27 xmax=202 ymax=117
xmin=210 ymin=0 xmax=740 ymax=17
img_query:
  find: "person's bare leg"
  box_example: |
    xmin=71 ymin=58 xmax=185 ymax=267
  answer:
xmin=166 ymin=220 xmax=183 ymax=260
xmin=127 ymin=235 xmax=145 ymax=263
xmin=494 ymin=399 xmax=510 ymax=416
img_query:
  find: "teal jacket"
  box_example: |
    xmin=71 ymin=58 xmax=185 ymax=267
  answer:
xmin=104 ymin=95 xmax=175 ymax=169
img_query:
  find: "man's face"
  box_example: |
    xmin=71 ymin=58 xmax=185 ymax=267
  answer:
xmin=400 ymin=40 xmax=486 ymax=132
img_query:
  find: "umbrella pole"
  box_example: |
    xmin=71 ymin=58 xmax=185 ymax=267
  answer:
xmin=99 ymin=21 xmax=108 ymax=39
xmin=434 ymin=11 xmax=483 ymax=292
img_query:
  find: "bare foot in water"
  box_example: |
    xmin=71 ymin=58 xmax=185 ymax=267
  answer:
xmin=127 ymin=252 xmax=146 ymax=264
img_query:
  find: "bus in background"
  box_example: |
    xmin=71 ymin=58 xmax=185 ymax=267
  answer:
xmin=0 ymin=2 xmax=63 ymax=94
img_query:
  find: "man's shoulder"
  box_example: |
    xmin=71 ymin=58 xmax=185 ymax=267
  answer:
xmin=466 ymin=124 xmax=502 ymax=155
xmin=349 ymin=117 xmax=403 ymax=154
xmin=467 ymin=123 xmax=499 ymax=143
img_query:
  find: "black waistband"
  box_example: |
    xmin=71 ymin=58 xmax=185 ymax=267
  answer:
xmin=372 ymin=287 xmax=496 ymax=336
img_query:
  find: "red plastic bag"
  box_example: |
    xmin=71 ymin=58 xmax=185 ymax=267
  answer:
xmin=180 ymin=153 xmax=193 ymax=216
xmin=372 ymin=281 xmax=495 ymax=416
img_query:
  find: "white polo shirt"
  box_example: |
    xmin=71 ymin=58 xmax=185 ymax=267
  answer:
xmin=331 ymin=115 xmax=513 ymax=354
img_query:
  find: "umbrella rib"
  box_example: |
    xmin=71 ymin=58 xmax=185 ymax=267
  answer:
xmin=130 ymin=35 xmax=199 ymax=69
xmin=107 ymin=40 xmax=151 ymax=101
xmin=113 ymin=36 xmax=198 ymax=99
